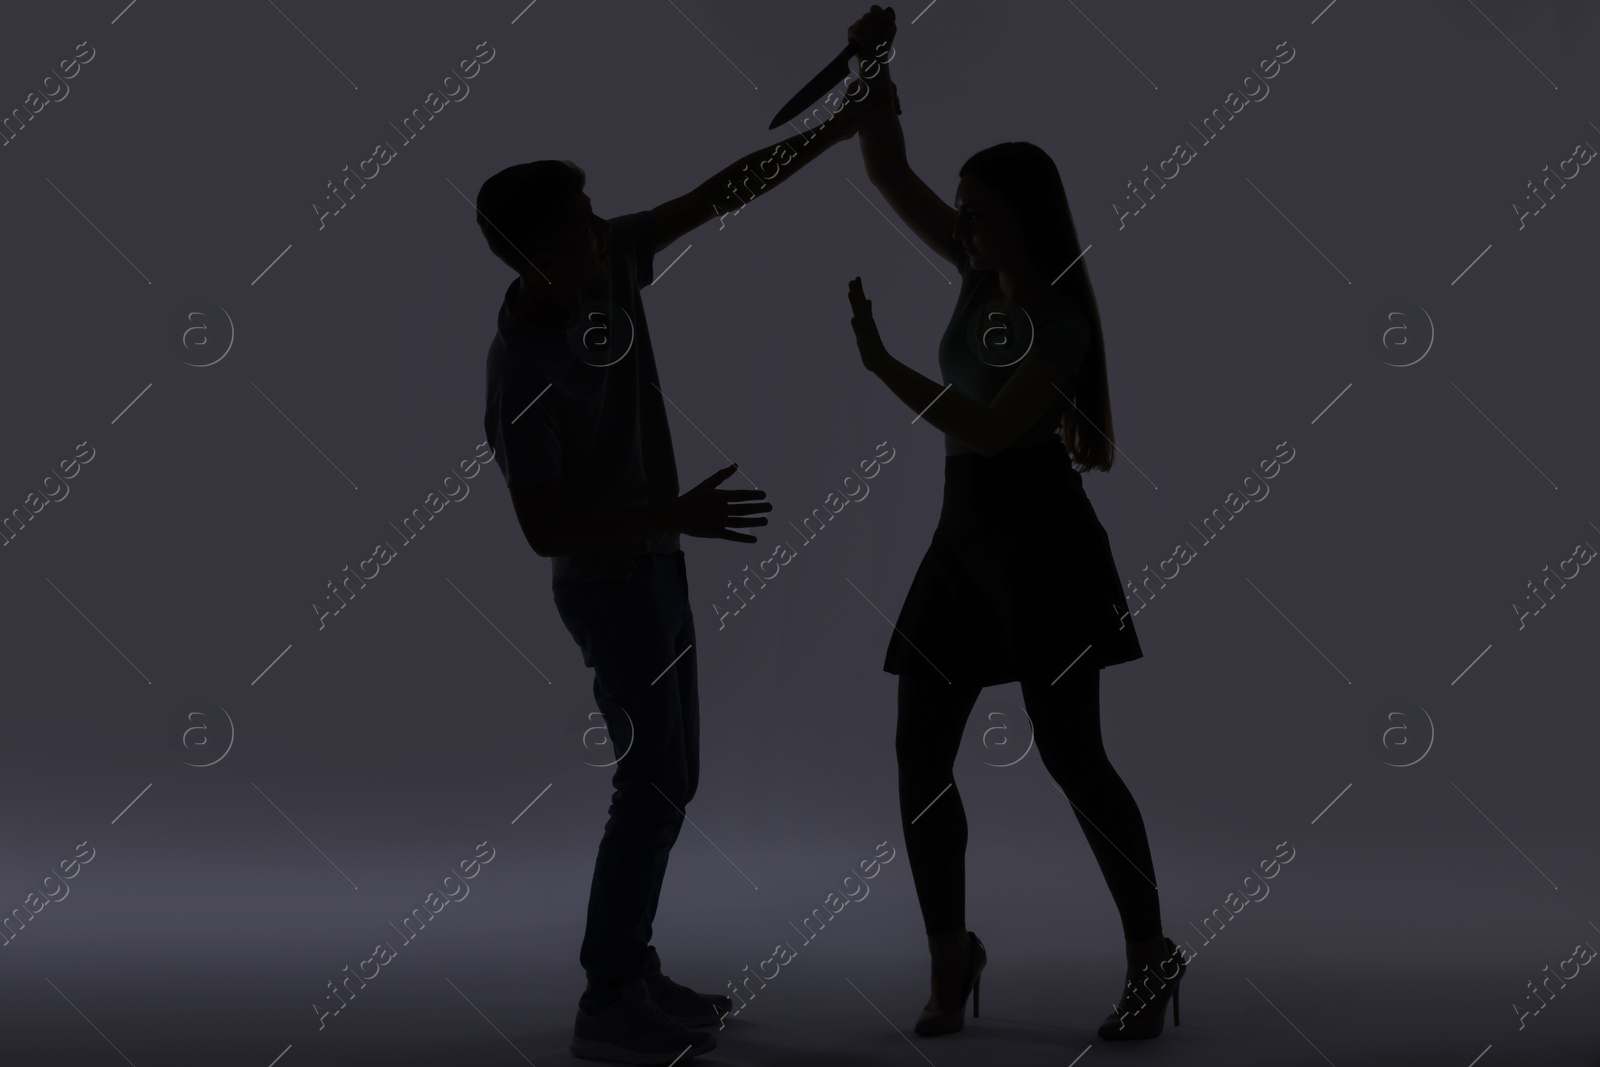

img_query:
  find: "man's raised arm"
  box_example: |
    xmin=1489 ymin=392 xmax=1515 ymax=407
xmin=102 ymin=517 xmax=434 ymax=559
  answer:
xmin=647 ymin=43 xmax=896 ymax=253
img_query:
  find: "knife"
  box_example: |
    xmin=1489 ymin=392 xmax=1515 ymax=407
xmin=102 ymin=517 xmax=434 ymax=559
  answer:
xmin=768 ymin=12 xmax=897 ymax=131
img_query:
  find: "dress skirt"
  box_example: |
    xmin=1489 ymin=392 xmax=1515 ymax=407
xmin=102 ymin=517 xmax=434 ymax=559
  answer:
xmin=883 ymin=440 xmax=1144 ymax=686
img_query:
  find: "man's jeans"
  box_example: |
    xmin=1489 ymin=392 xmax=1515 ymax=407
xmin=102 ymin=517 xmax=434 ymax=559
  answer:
xmin=552 ymin=550 xmax=699 ymax=1013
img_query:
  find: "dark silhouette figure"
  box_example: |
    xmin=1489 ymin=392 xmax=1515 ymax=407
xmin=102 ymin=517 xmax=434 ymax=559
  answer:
xmin=844 ymin=5 xmax=1185 ymax=1042
xmin=473 ymin=37 xmax=893 ymax=1065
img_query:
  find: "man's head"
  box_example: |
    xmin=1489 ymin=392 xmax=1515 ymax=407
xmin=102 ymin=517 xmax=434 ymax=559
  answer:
xmin=475 ymin=160 xmax=610 ymax=287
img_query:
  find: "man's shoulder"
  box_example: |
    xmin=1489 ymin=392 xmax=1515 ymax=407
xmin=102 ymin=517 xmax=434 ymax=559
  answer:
xmin=606 ymin=209 xmax=656 ymax=236
xmin=605 ymin=209 xmax=660 ymax=266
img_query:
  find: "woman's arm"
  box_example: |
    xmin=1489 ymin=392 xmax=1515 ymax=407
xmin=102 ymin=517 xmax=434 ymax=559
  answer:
xmin=855 ymin=69 xmax=960 ymax=265
xmin=849 ymin=278 xmax=1073 ymax=457
xmin=868 ymin=347 xmax=1071 ymax=457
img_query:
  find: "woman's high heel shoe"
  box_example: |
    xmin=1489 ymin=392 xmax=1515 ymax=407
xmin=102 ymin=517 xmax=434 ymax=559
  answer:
xmin=913 ymin=931 xmax=987 ymax=1036
xmin=1096 ymin=936 xmax=1185 ymax=1040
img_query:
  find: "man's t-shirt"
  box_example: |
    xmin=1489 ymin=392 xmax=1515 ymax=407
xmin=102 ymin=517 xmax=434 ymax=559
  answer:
xmin=937 ymin=234 xmax=1094 ymax=456
xmin=482 ymin=210 xmax=682 ymax=581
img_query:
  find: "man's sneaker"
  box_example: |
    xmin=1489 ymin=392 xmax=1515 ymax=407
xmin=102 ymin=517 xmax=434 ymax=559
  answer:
xmin=644 ymin=946 xmax=735 ymax=1027
xmin=570 ymin=978 xmax=717 ymax=1065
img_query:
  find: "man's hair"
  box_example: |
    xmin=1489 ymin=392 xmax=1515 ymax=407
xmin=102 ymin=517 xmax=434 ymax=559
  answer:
xmin=474 ymin=159 xmax=585 ymax=274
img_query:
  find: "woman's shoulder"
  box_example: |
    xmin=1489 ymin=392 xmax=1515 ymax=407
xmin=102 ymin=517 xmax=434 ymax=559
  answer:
xmin=1025 ymin=295 xmax=1093 ymax=370
xmin=1031 ymin=289 xmax=1091 ymax=329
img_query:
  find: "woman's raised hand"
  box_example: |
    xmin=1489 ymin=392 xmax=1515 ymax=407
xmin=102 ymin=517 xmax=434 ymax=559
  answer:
xmin=847 ymin=276 xmax=890 ymax=373
xmin=848 ymin=5 xmax=897 ymax=60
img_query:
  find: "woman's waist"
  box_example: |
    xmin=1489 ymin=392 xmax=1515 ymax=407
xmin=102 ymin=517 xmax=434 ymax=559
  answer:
xmin=941 ymin=442 xmax=1083 ymax=495
xmin=936 ymin=490 xmax=1095 ymax=540
xmin=944 ymin=439 xmax=1077 ymax=468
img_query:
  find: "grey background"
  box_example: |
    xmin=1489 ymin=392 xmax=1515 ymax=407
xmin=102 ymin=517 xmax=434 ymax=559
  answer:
xmin=1 ymin=1 xmax=1596 ymax=1064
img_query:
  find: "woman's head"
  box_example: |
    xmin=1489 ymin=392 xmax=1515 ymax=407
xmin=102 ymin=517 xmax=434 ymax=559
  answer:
xmin=952 ymin=171 xmax=1028 ymax=276
xmin=955 ymin=142 xmax=1074 ymax=281
xmin=955 ymin=141 xmax=1117 ymax=472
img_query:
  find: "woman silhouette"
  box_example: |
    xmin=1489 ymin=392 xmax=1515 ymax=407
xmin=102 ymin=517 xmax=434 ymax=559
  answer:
xmin=842 ymin=6 xmax=1185 ymax=1043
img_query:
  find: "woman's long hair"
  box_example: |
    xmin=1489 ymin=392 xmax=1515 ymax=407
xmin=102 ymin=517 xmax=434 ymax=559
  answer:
xmin=959 ymin=142 xmax=1115 ymax=472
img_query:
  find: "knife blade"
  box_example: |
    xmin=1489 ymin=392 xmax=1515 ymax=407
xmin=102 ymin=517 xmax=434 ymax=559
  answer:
xmin=768 ymin=40 xmax=859 ymax=131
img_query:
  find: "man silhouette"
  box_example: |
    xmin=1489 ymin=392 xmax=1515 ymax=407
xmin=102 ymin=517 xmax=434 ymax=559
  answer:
xmin=473 ymin=37 xmax=895 ymax=1065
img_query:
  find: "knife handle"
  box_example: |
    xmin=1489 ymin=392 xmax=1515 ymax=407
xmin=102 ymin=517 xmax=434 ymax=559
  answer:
xmin=847 ymin=37 xmax=901 ymax=116
xmin=855 ymin=41 xmax=901 ymax=116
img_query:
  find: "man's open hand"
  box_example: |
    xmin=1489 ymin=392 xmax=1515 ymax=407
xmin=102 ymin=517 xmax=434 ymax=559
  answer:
xmin=671 ymin=463 xmax=770 ymax=543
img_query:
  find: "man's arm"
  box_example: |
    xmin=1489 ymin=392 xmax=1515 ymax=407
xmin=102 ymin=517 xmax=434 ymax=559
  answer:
xmin=510 ymin=480 xmax=679 ymax=557
xmin=648 ymin=66 xmax=894 ymax=253
xmin=508 ymin=463 xmax=767 ymax=555
xmin=647 ymin=125 xmax=843 ymax=253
